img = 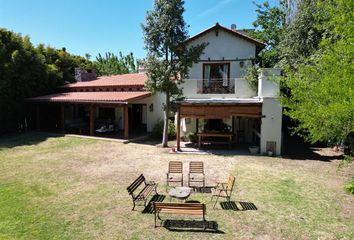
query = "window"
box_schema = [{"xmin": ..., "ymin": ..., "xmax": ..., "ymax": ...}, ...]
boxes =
[
  {"xmin": 201, "ymin": 63, "xmax": 232, "ymax": 93},
  {"xmin": 203, "ymin": 63, "xmax": 230, "ymax": 83}
]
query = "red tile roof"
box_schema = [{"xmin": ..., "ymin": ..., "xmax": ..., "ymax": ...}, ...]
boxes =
[
  {"xmin": 28, "ymin": 91, "xmax": 151, "ymax": 104},
  {"xmin": 185, "ymin": 23, "xmax": 266, "ymax": 51},
  {"xmin": 62, "ymin": 73, "xmax": 147, "ymax": 89}
]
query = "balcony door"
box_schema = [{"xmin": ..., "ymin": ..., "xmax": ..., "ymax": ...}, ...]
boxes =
[{"xmin": 202, "ymin": 63, "xmax": 230, "ymax": 93}]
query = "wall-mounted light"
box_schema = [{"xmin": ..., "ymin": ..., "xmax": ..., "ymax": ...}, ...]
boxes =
[
  {"xmin": 208, "ymin": 57, "xmax": 210, "ymax": 61},
  {"xmin": 239, "ymin": 61, "xmax": 244, "ymax": 68},
  {"xmin": 149, "ymin": 104, "xmax": 153, "ymax": 112}
]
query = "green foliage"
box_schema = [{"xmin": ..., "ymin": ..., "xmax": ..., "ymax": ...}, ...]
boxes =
[
  {"xmin": 281, "ymin": 0, "xmax": 354, "ymax": 144},
  {"xmin": 142, "ymin": 0, "xmax": 206, "ymax": 146},
  {"xmin": 95, "ymin": 52, "xmax": 137, "ymax": 76},
  {"xmin": 186, "ymin": 131, "xmax": 197, "ymax": 143},
  {"xmin": 279, "ymin": 0, "xmax": 325, "ymax": 69},
  {"xmin": 152, "ymin": 119, "xmax": 176, "ymax": 139},
  {"xmin": 0, "ymin": 28, "xmax": 93, "ymax": 133},
  {"xmin": 248, "ymin": 1, "xmax": 287, "ymax": 67},
  {"xmin": 344, "ymin": 178, "xmax": 354, "ymax": 194},
  {"xmin": 244, "ymin": 64, "xmax": 259, "ymax": 92}
]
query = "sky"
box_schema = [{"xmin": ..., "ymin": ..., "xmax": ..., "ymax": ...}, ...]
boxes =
[{"xmin": 0, "ymin": 0, "xmax": 278, "ymax": 60}]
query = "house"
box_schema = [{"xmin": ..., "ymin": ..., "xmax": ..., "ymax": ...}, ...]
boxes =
[
  {"xmin": 29, "ymin": 70, "xmax": 165, "ymax": 139},
  {"xmin": 29, "ymin": 23, "xmax": 282, "ymax": 155},
  {"xmin": 176, "ymin": 23, "xmax": 282, "ymax": 155}
]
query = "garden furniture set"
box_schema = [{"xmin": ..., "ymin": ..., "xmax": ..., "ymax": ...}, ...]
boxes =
[{"xmin": 126, "ymin": 161, "xmax": 235, "ymax": 228}]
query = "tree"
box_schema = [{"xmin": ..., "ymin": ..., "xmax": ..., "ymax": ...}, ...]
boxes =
[
  {"xmin": 279, "ymin": 0, "xmax": 325, "ymax": 69},
  {"xmin": 95, "ymin": 52, "xmax": 137, "ymax": 76},
  {"xmin": 142, "ymin": 0, "xmax": 206, "ymax": 147},
  {"xmin": 248, "ymin": 1, "xmax": 287, "ymax": 67},
  {"xmin": 0, "ymin": 28, "xmax": 94, "ymax": 133},
  {"xmin": 281, "ymin": 0, "xmax": 354, "ymax": 146}
]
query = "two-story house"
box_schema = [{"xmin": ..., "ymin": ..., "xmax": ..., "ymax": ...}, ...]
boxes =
[
  {"xmin": 29, "ymin": 23, "xmax": 282, "ymax": 155},
  {"xmin": 176, "ymin": 23, "xmax": 282, "ymax": 155}
]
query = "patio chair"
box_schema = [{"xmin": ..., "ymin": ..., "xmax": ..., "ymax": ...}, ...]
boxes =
[
  {"xmin": 211, "ymin": 175, "xmax": 235, "ymax": 209},
  {"xmin": 188, "ymin": 161, "xmax": 205, "ymax": 187},
  {"xmin": 166, "ymin": 161, "xmax": 183, "ymax": 189}
]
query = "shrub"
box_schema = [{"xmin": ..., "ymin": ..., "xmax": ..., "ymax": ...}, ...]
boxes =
[
  {"xmin": 344, "ymin": 178, "xmax": 354, "ymax": 194},
  {"xmin": 186, "ymin": 132, "xmax": 197, "ymax": 143},
  {"xmin": 244, "ymin": 64, "xmax": 258, "ymax": 92},
  {"xmin": 152, "ymin": 120, "xmax": 176, "ymax": 139}
]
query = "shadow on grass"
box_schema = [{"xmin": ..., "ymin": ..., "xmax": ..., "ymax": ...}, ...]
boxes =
[
  {"xmin": 191, "ymin": 186, "xmax": 213, "ymax": 193},
  {"xmin": 162, "ymin": 220, "xmax": 225, "ymax": 234},
  {"xmin": 0, "ymin": 131, "xmax": 64, "ymax": 149},
  {"xmin": 220, "ymin": 201, "xmax": 257, "ymax": 211},
  {"xmin": 142, "ymin": 194, "xmax": 166, "ymax": 214}
]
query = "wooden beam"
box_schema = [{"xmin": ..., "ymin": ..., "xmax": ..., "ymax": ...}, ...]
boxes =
[
  {"xmin": 124, "ymin": 105, "xmax": 129, "ymax": 139},
  {"xmin": 89, "ymin": 105, "xmax": 95, "ymax": 136},
  {"xmin": 232, "ymin": 116, "xmax": 235, "ymax": 133},
  {"xmin": 196, "ymin": 118, "xmax": 199, "ymax": 134},
  {"xmin": 176, "ymin": 106, "xmax": 181, "ymax": 151},
  {"xmin": 60, "ymin": 104, "xmax": 65, "ymax": 132}
]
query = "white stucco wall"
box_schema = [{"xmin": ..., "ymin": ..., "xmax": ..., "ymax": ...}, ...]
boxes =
[
  {"xmin": 260, "ymin": 98, "xmax": 282, "ymax": 155},
  {"xmin": 258, "ymin": 68, "xmax": 281, "ymax": 98},
  {"xmin": 132, "ymin": 93, "xmax": 165, "ymax": 132},
  {"xmin": 181, "ymin": 29, "xmax": 258, "ymax": 99}
]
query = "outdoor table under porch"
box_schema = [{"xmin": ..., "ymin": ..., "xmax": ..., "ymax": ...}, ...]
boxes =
[{"xmin": 175, "ymin": 99, "xmax": 264, "ymax": 151}]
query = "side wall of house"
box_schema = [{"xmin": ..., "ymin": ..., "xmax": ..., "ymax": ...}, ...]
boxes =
[
  {"xmin": 259, "ymin": 69, "xmax": 282, "ymax": 155},
  {"xmin": 181, "ymin": 29, "xmax": 257, "ymax": 99},
  {"xmin": 132, "ymin": 93, "xmax": 166, "ymax": 132}
]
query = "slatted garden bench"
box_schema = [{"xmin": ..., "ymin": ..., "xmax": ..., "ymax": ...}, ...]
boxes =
[
  {"xmin": 153, "ymin": 202, "xmax": 207, "ymax": 229},
  {"xmin": 127, "ymin": 174, "xmax": 158, "ymax": 210}
]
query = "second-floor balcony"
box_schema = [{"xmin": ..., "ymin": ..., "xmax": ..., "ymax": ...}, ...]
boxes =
[{"xmin": 197, "ymin": 79, "xmax": 235, "ymax": 94}]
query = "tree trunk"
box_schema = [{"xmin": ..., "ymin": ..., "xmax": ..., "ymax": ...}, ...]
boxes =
[{"xmin": 162, "ymin": 91, "xmax": 170, "ymax": 147}]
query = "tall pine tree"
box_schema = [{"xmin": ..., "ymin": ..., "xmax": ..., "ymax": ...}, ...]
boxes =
[{"xmin": 142, "ymin": 0, "xmax": 206, "ymax": 147}]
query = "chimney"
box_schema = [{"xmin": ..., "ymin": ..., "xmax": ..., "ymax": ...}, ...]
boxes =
[
  {"xmin": 75, "ymin": 68, "xmax": 97, "ymax": 82},
  {"xmin": 231, "ymin": 24, "xmax": 237, "ymax": 31},
  {"xmin": 138, "ymin": 61, "xmax": 147, "ymax": 73}
]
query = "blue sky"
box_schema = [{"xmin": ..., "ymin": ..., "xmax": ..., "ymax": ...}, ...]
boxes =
[{"xmin": 0, "ymin": 0, "xmax": 277, "ymax": 60}]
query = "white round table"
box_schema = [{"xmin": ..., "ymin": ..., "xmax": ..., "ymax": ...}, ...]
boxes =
[{"xmin": 168, "ymin": 186, "xmax": 191, "ymax": 201}]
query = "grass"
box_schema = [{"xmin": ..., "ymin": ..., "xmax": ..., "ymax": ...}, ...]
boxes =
[{"xmin": 0, "ymin": 132, "xmax": 353, "ymax": 239}]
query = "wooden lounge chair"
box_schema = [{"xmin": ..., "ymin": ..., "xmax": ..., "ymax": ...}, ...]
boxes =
[
  {"xmin": 188, "ymin": 161, "xmax": 205, "ymax": 187},
  {"xmin": 211, "ymin": 175, "xmax": 235, "ymax": 209},
  {"xmin": 153, "ymin": 202, "xmax": 207, "ymax": 229},
  {"xmin": 166, "ymin": 161, "xmax": 183, "ymax": 188}
]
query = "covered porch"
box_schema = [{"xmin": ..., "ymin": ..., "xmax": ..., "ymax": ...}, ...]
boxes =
[
  {"xmin": 28, "ymin": 91, "xmax": 150, "ymax": 139},
  {"xmin": 175, "ymin": 99, "xmax": 263, "ymax": 152}
]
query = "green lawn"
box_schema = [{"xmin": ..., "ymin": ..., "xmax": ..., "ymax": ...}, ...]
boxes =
[{"xmin": 0, "ymin": 132, "xmax": 353, "ymax": 239}]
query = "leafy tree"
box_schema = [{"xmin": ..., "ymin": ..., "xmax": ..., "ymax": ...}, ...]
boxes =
[
  {"xmin": 142, "ymin": 0, "xmax": 206, "ymax": 147},
  {"xmin": 0, "ymin": 28, "xmax": 93, "ymax": 133},
  {"xmin": 281, "ymin": 0, "xmax": 354, "ymax": 146},
  {"xmin": 248, "ymin": 1, "xmax": 287, "ymax": 67},
  {"xmin": 95, "ymin": 52, "xmax": 137, "ymax": 76},
  {"xmin": 279, "ymin": 0, "xmax": 325, "ymax": 69},
  {"xmin": 244, "ymin": 64, "xmax": 258, "ymax": 92}
]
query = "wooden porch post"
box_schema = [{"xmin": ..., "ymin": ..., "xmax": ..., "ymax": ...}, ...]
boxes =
[
  {"xmin": 176, "ymin": 105, "xmax": 181, "ymax": 151},
  {"xmin": 60, "ymin": 104, "xmax": 65, "ymax": 132},
  {"xmin": 124, "ymin": 105, "xmax": 129, "ymax": 139},
  {"xmin": 232, "ymin": 116, "xmax": 235, "ymax": 133},
  {"xmin": 90, "ymin": 105, "xmax": 95, "ymax": 136},
  {"xmin": 195, "ymin": 118, "xmax": 199, "ymax": 134}
]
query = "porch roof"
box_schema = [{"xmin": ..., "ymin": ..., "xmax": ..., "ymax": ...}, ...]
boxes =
[
  {"xmin": 178, "ymin": 98, "xmax": 263, "ymax": 105},
  {"xmin": 28, "ymin": 91, "xmax": 151, "ymax": 104}
]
